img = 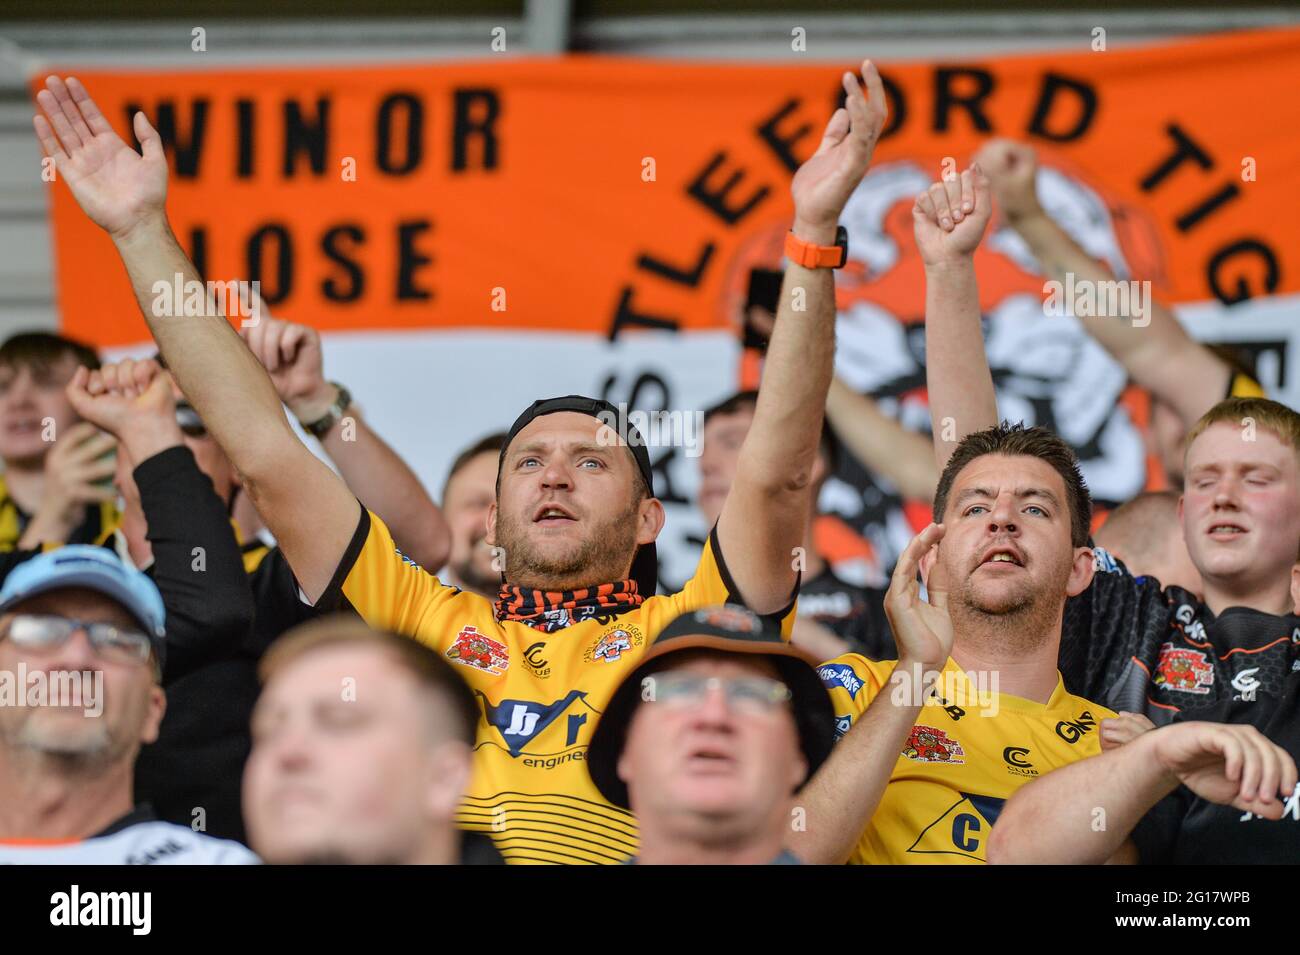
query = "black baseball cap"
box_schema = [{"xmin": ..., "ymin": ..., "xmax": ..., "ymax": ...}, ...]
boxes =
[
  {"xmin": 500, "ymin": 395, "xmax": 658, "ymax": 595},
  {"xmin": 586, "ymin": 604, "xmax": 836, "ymax": 809}
]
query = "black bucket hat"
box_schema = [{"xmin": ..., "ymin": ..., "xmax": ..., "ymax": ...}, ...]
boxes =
[
  {"xmin": 587, "ymin": 604, "xmax": 836, "ymax": 810},
  {"xmin": 500, "ymin": 395, "xmax": 658, "ymax": 595}
]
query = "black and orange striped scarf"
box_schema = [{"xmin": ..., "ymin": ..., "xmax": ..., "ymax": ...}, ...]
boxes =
[{"xmin": 494, "ymin": 580, "xmax": 644, "ymax": 632}]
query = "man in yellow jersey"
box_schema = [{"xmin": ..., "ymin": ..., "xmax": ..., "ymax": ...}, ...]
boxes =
[
  {"xmin": 788, "ymin": 164, "xmax": 1117, "ymax": 865},
  {"xmin": 35, "ymin": 61, "xmax": 889, "ymax": 863}
]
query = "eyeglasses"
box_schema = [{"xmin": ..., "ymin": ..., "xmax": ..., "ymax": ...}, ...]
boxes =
[
  {"xmin": 175, "ymin": 401, "xmax": 207, "ymax": 438},
  {"xmin": 642, "ymin": 672, "xmax": 792, "ymax": 714},
  {"xmin": 1, "ymin": 614, "xmax": 154, "ymax": 668}
]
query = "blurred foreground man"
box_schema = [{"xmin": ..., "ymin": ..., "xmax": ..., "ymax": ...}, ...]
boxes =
[
  {"xmin": 587, "ymin": 605, "xmax": 833, "ymax": 864},
  {"xmin": 0, "ymin": 547, "xmax": 256, "ymax": 863},
  {"xmin": 244, "ymin": 616, "xmax": 499, "ymax": 864}
]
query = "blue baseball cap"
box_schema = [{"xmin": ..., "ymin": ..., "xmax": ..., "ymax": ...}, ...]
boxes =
[{"xmin": 0, "ymin": 546, "xmax": 166, "ymax": 670}]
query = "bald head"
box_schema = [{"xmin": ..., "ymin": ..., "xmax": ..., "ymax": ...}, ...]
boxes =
[{"xmin": 1095, "ymin": 491, "xmax": 1200, "ymax": 596}]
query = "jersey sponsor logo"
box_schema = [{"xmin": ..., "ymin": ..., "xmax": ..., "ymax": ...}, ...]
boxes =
[
  {"xmin": 584, "ymin": 625, "xmax": 644, "ymax": 664},
  {"xmin": 1003, "ymin": 746, "xmax": 1038, "ymax": 777},
  {"xmin": 902, "ymin": 725, "xmax": 964, "ymax": 764},
  {"xmin": 446, "ymin": 626, "xmax": 510, "ymax": 675},
  {"xmin": 833, "ymin": 714, "xmax": 853, "ymax": 740},
  {"xmin": 1230, "ymin": 667, "xmax": 1261, "ymax": 702},
  {"xmin": 1055, "ymin": 709, "xmax": 1098, "ymax": 744},
  {"xmin": 1153, "ymin": 643, "xmax": 1214, "ymax": 695},
  {"xmin": 479, "ymin": 690, "xmax": 592, "ymax": 758},
  {"xmin": 522, "ymin": 641, "xmax": 551, "ymax": 678},
  {"xmin": 907, "ymin": 792, "xmax": 1006, "ymax": 860},
  {"xmin": 933, "ymin": 695, "xmax": 967, "ymax": 721},
  {"xmin": 818, "ymin": 663, "xmax": 864, "ymax": 701}
]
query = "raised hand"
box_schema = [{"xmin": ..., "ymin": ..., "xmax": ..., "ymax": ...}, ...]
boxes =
[
  {"xmin": 972, "ymin": 138, "xmax": 1042, "ymax": 223},
  {"xmin": 237, "ymin": 292, "xmax": 332, "ymax": 422},
  {"xmin": 1152, "ymin": 721, "xmax": 1298, "ymax": 819},
  {"xmin": 790, "ymin": 59, "xmax": 888, "ymax": 242},
  {"xmin": 884, "ymin": 522, "xmax": 954, "ymax": 671},
  {"xmin": 67, "ymin": 359, "xmax": 182, "ymax": 463},
  {"xmin": 912, "ymin": 164, "xmax": 993, "ymax": 267},
  {"xmin": 33, "ymin": 76, "xmax": 168, "ymax": 240}
]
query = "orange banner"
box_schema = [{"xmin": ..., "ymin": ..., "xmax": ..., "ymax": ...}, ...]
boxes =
[{"xmin": 41, "ymin": 27, "xmax": 1300, "ymax": 348}]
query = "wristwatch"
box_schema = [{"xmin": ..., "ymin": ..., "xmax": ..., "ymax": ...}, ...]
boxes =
[
  {"xmin": 302, "ymin": 382, "xmax": 352, "ymax": 438},
  {"xmin": 784, "ymin": 226, "xmax": 849, "ymax": 269}
]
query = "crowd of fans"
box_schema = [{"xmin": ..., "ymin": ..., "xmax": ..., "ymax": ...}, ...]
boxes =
[{"xmin": 0, "ymin": 63, "xmax": 1295, "ymax": 866}]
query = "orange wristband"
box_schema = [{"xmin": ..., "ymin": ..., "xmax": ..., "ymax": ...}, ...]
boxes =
[{"xmin": 784, "ymin": 226, "xmax": 848, "ymax": 269}]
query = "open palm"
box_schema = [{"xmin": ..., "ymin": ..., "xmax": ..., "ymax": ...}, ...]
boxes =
[
  {"xmin": 34, "ymin": 76, "xmax": 168, "ymax": 238},
  {"xmin": 884, "ymin": 522, "xmax": 954, "ymax": 668},
  {"xmin": 790, "ymin": 60, "xmax": 887, "ymax": 233}
]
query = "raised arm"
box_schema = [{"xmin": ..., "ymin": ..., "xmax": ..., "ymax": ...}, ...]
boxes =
[
  {"xmin": 975, "ymin": 138, "xmax": 1233, "ymax": 426},
  {"xmin": 986, "ymin": 720, "xmax": 1297, "ymax": 865},
  {"xmin": 916, "ymin": 165, "xmax": 998, "ymax": 471},
  {"xmin": 65, "ymin": 359, "xmax": 254, "ymax": 680},
  {"xmin": 717, "ymin": 60, "xmax": 886, "ymax": 614},
  {"xmin": 790, "ymin": 522, "xmax": 953, "ymax": 864},
  {"xmin": 825, "ymin": 376, "xmax": 938, "ymax": 501},
  {"xmin": 240, "ymin": 308, "xmax": 450, "ymax": 572},
  {"xmin": 34, "ymin": 76, "xmax": 358, "ymax": 601}
]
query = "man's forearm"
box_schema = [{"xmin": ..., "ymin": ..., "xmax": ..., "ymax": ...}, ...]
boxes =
[
  {"xmin": 987, "ymin": 730, "xmax": 1178, "ymax": 864},
  {"xmin": 789, "ymin": 667, "xmax": 923, "ymax": 864},
  {"xmin": 316, "ymin": 409, "xmax": 450, "ymax": 572},
  {"xmin": 112, "ymin": 218, "xmax": 295, "ymax": 480},
  {"xmin": 924, "ymin": 260, "xmax": 997, "ymax": 470},
  {"xmin": 1011, "ymin": 210, "xmax": 1228, "ymax": 425},
  {"xmin": 826, "ymin": 377, "xmax": 938, "ymax": 501},
  {"xmin": 739, "ymin": 261, "xmax": 836, "ymax": 491}
]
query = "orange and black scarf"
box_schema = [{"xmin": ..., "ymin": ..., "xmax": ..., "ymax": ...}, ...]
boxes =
[{"xmin": 495, "ymin": 580, "xmax": 644, "ymax": 632}]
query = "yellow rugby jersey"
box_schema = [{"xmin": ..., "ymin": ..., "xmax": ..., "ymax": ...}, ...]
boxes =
[
  {"xmin": 325, "ymin": 508, "xmax": 796, "ymax": 865},
  {"xmin": 0, "ymin": 475, "xmax": 119, "ymax": 551},
  {"xmin": 819, "ymin": 654, "xmax": 1116, "ymax": 864}
]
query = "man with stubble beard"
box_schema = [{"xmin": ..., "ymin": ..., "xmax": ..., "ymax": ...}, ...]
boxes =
[
  {"xmin": 35, "ymin": 61, "xmax": 889, "ymax": 863},
  {"xmin": 788, "ymin": 163, "xmax": 1118, "ymax": 865}
]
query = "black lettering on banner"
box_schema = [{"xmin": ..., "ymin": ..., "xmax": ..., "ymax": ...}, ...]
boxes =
[
  {"xmin": 396, "ymin": 219, "xmax": 434, "ymax": 301},
  {"xmin": 1175, "ymin": 184, "xmax": 1240, "ymax": 233},
  {"xmin": 686, "ymin": 152, "xmax": 771, "ymax": 225},
  {"xmin": 608, "ymin": 287, "xmax": 679, "ymax": 340},
  {"xmin": 246, "ymin": 223, "xmax": 293, "ymax": 304},
  {"xmin": 126, "ymin": 99, "xmax": 208, "ymax": 178},
  {"xmin": 282, "ymin": 98, "xmax": 330, "ymax": 177},
  {"xmin": 376, "ymin": 93, "xmax": 424, "ymax": 176},
  {"xmin": 831, "ymin": 71, "xmax": 904, "ymax": 140},
  {"xmin": 452, "ymin": 88, "xmax": 500, "ymax": 172},
  {"xmin": 637, "ymin": 244, "xmax": 715, "ymax": 288},
  {"xmin": 1139, "ymin": 124, "xmax": 1214, "ymax": 192},
  {"xmin": 1206, "ymin": 239, "xmax": 1280, "ymax": 305},
  {"xmin": 933, "ymin": 68, "xmax": 994, "ymax": 134},
  {"xmin": 235, "ymin": 99, "xmax": 255, "ymax": 178},
  {"xmin": 321, "ymin": 225, "xmax": 366, "ymax": 302},
  {"xmin": 756, "ymin": 99, "xmax": 813, "ymax": 174},
  {"xmin": 1026, "ymin": 73, "xmax": 1096, "ymax": 142}
]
